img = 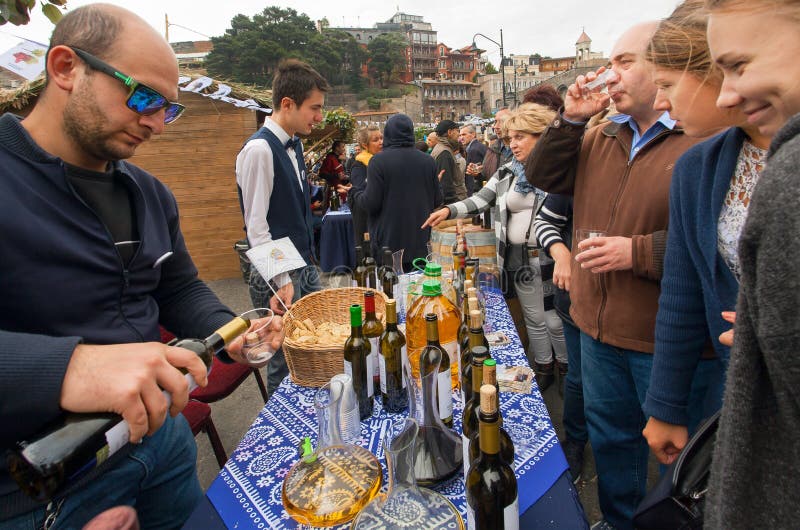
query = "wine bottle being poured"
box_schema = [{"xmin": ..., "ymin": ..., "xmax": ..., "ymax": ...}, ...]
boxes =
[{"xmin": 7, "ymin": 316, "xmax": 250, "ymax": 501}]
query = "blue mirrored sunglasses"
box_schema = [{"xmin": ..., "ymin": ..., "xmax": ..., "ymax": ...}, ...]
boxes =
[{"xmin": 69, "ymin": 47, "xmax": 185, "ymax": 124}]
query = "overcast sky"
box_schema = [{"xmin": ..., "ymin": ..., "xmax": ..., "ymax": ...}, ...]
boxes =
[{"xmin": 0, "ymin": 0, "xmax": 681, "ymax": 66}]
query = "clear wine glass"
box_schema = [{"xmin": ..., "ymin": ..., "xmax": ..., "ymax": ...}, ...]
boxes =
[{"xmin": 239, "ymin": 307, "xmax": 279, "ymax": 363}]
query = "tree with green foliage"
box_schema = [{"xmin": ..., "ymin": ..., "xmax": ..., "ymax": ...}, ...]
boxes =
[
  {"xmin": 484, "ymin": 61, "xmax": 498, "ymax": 74},
  {"xmin": 366, "ymin": 33, "xmax": 406, "ymax": 88},
  {"xmin": 206, "ymin": 6, "xmax": 365, "ymax": 90},
  {"xmin": 1, "ymin": 0, "xmax": 66, "ymax": 25}
]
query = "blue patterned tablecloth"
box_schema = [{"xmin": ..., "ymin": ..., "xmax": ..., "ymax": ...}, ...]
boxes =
[{"xmin": 207, "ymin": 287, "xmax": 567, "ymax": 529}]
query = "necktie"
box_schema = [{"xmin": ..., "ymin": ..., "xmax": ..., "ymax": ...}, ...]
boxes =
[{"xmin": 285, "ymin": 137, "xmax": 299, "ymax": 150}]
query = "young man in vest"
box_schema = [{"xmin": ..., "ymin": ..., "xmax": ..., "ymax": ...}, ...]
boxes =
[{"xmin": 236, "ymin": 59, "xmax": 329, "ymax": 394}]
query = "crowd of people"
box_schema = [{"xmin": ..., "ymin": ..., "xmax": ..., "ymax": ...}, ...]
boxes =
[{"xmin": 1, "ymin": 0, "xmax": 799, "ymax": 528}]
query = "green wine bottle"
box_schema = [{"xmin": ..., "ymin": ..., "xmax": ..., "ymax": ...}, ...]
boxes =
[
  {"xmin": 380, "ymin": 248, "xmax": 398, "ymax": 300},
  {"xmin": 466, "ymin": 385, "xmax": 519, "ymax": 530},
  {"xmin": 8, "ymin": 316, "xmax": 250, "ymax": 501},
  {"xmin": 469, "ymin": 359, "xmax": 514, "ymax": 466},
  {"xmin": 420, "ymin": 313, "xmax": 452, "ymax": 427},
  {"xmin": 343, "ymin": 304, "xmax": 373, "ymax": 420},
  {"xmin": 362, "ymin": 233, "xmax": 377, "ymax": 289},
  {"xmin": 353, "ymin": 246, "xmax": 367, "ymax": 287},
  {"xmin": 460, "ymin": 310, "xmax": 490, "ymax": 401},
  {"xmin": 379, "ymin": 299, "xmax": 408, "ymax": 413},
  {"xmin": 362, "ymin": 291, "xmax": 384, "ymax": 390}
]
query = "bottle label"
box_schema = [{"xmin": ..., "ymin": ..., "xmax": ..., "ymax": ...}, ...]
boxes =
[
  {"xmin": 379, "ymin": 353, "xmax": 387, "ymax": 394},
  {"xmin": 504, "ymin": 496, "xmax": 520, "ymax": 530},
  {"xmin": 462, "ymin": 433, "xmax": 471, "ymax": 482},
  {"xmin": 104, "ymin": 420, "xmax": 130, "ymax": 456},
  {"xmin": 351, "ymin": 279, "xmax": 357, "ymax": 288},
  {"xmin": 441, "ymin": 340, "xmax": 458, "ymax": 368},
  {"xmin": 369, "ymin": 337, "xmax": 380, "ymax": 380},
  {"xmin": 366, "ymin": 350, "xmax": 375, "ymax": 397},
  {"xmin": 438, "ymin": 370, "xmax": 453, "ymax": 421},
  {"xmin": 401, "ymin": 345, "xmax": 408, "ymax": 388}
]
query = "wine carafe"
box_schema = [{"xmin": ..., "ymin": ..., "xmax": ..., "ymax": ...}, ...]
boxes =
[
  {"xmin": 406, "ymin": 350, "xmax": 462, "ymax": 486},
  {"xmin": 351, "ymin": 418, "xmax": 464, "ymax": 530},
  {"xmin": 282, "ymin": 379, "xmax": 382, "ymax": 527}
]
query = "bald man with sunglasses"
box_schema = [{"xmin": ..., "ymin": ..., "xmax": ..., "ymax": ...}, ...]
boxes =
[{"xmin": 0, "ymin": 4, "xmax": 282, "ymax": 528}]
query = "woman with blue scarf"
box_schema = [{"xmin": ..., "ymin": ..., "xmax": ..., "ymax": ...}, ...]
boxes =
[{"xmin": 424, "ymin": 104, "xmax": 567, "ymax": 389}]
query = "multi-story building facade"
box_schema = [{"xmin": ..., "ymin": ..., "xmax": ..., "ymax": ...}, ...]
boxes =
[
  {"xmin": 333, "ymin": 12, "xmax": 439, "ymax": 83},
  {"xmin": 420, "ymin": 79, "xmax": 480, "ymax": 122}
]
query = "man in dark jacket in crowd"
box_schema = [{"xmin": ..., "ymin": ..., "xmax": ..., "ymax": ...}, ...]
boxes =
[
  {"xmin": 431, "ymin": 119, "xmax": 466, "ymax": 204},
  {"xmin": 349, "ymin": 114, "xmax": 442, "ymax": 271}
]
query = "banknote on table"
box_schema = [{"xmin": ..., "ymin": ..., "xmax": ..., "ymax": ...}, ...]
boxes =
[{"xmin": 497, "ymin": 364, "xmax": 534, "ymax": 394}]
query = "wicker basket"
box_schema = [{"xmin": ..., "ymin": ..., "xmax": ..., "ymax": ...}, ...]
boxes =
[{"xmin": 283, "ymin": 287, "xmax": 388, "ymax": 387}]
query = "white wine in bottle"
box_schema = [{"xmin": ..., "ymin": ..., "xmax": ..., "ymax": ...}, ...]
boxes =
[
  {"xmin": 466, "ymin": 385, "xmax": 519, "ymax": 530},
  {"xmin": 362, "ymin": 291, "xmax": 384, "ymax": 391},
  {"xmin": 379, "ymin": 299, "xmax": 408, "ymax": 413},
  {"xmin": 344, "ymin": 304, "xmax": 374, "ymax": 420},
  {"xmin": 8, "ymin": 316, "xmax": 250, "ymax": 501}
]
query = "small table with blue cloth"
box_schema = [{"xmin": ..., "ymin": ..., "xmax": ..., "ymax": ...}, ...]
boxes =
[
  {"xmin": 319, "ymin": 204, "xmax": 355, "ymax": 273},
  {"xmin": 185, "ymin": 286, "xmax": 588, "ymax": 529}
]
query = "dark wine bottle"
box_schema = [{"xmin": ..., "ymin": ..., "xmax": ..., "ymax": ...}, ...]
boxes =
[
  {"xmin": 329, "ymin": 187, "xmax": 340, "ymax": 211},
  {"xmin": 451, "ymin": 251, "xmax": 466, "ymax": 306},
  {"xmin": 482, "ymin": 207, "xmax": 492, "ymax": 229},
  {"xmin": 8, "ymin": 316, "xmax": 251, "ymax": 501},
  {"xmin": 466, "ymin": 385, "xmax": 519, "ymax": 530},
  {"xmin": 362, "ymin": 233, "xmax": 377, "ymax": 289},
  {"xmin": 420, "ymin": 313, "xmax": 453, "ymax": 427},
  {"xmin": 380, "ymin": 248, "xmax": 398, "ymax": 300},
  {"xmin": 460, "ymin": 310, "xmax": 490, "ymax": 398},
  {"xmin": 461, "ymin": 345, "xmax": 490, "ymax": 478},
  {"xmin": 458, "ymin": 280, "xmax": 474, "ymax": 357},
  {"xmin": 343, "ymin": 304, "xmax": 373, "ymax": 420},
  {"xmin": 469, "ymin": 359, "xmax": 514, "ymax": 466},
  {"xmin": 462, "ymin": 344, "xmax": 491, "ymax": 421},
  {"xmin": 465, "ymin": 257, "xmax": 480, "ymax": 288},
  {"xmin": 353, "ymin": 246, "xmax": 367, "ymax": 287},
  {"xmin": 379, "ymin": 299, "xmax": 408, "ymax": 413},
  {"xmin": 362, "ymin": 291, "xmax": 384, "ymax": 389}
]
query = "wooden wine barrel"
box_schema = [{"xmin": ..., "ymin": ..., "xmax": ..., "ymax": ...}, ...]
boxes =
[{"xmin": 430, "ymin": 219, "xmax": 497, "ymax": 266}]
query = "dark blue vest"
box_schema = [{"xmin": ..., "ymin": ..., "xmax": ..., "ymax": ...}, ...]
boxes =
[{"xmin": 238, "ymin": 127, "xmax": 316, "ymax": 264}]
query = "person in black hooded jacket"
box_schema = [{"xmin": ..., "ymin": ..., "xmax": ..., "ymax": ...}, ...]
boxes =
[{"xmin": 347, "ymin": 114, "xmax": 442, "ymax": 271}]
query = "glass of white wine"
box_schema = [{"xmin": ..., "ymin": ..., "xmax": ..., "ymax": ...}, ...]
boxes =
[{"xmin": 239, "ymin": 307, "xmax": 279, "ymax": 363}]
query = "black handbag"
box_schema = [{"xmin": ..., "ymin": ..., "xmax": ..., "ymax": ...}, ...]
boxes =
[{"xmin": 633, "ymin": 411, "xmax": 720, "ymax": 530}]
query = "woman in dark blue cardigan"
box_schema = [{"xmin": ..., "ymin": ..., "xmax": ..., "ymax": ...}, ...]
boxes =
[{"xmin": 640, "ymin": 2, "xmax": 772, "ymax": 465}]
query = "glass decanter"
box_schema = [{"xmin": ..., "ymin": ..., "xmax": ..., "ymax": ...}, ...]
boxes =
[
  {"xmin": 351, "ymin": 418, "xmax": 465, "ymax": 530},
  {"xmin": 282, "ymin": 380, "xmax": 382, "ymax": 527},
  {"xmin": 406, "ymin": 350, "xmax": 463, "ymax": 486}
]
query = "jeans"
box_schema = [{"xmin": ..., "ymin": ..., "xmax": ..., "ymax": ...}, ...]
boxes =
[
  {"xmin": 249, "ymin": 265, "xmax": 322, "ymax": 395},
  {"xmin": 561, "ymin": 320, "xmax": 587, "ymax": 444},
  {"xmin": 1, "ymin": 414, "xmax": 202, "ymax": 530},
  {"xmin": 580, "ymin": 333, "xmax": 717, "ymax": 530},
  {"xmin": 512, "ymin": 262, "xmax": 567, "ymax": 366}
]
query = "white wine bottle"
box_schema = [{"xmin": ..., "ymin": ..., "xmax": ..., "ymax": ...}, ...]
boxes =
[
  {"xmin": 379, "ymin": 299, "xmax": 408, "ymax": 413},
  {"xmin": 466, "ymin": 384, "xmax": 519, "ymax": 530},
  {"xmin": 420, "ymin": 313, "xmax": 453, "ymax": 427},
  {"xmin": 8, "ymin": 316, "xmax": 250, "ymax": 501},
  {"xmin": 362, "ymin": 291, "xmax": 384, "ymax": 389},
  {"xmin": 344, "ymin": 304, "xmax": 373, "ymax": 420}
]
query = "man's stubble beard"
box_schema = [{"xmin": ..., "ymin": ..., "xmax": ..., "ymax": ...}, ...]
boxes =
[{"xmin": 62, "ymin": 77, "xmax": 134, "ymax": 163}]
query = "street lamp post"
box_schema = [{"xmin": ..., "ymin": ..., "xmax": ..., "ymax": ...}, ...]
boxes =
[{"xmin": 472, "ymin": 29, "xmax": 506, "ymax": 108}]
